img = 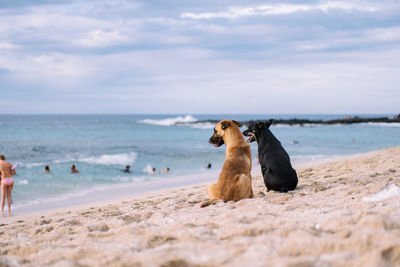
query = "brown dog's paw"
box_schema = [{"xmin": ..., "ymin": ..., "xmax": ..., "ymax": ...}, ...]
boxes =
[{"xmin": 200, "ymin": 199, "xmax": 217, "ymax": 208}]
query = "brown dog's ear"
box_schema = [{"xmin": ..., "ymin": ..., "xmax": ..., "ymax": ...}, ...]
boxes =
[
  {"xmin": 232, "ymin": 120, "xmax": 241, "ymax": 127},
  {"xmin": 221, "ymin": 121, "xmax": 230, "ymax": 130}
]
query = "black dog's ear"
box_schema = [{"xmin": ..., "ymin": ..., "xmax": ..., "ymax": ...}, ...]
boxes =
[
  {"xmin": 265, "ymin": 119, "xmax": 273, "ymax": 128},
  {"xmin": 232, "ymin": 120, "xmax": 241, "ymax": 127},
  {"xmin": 221, "ymin": 121, "xmax": 230, "ymax": 130},
  {"xmin": 257, "ymin": 122, "xmax": 263, "ymax": 129}
]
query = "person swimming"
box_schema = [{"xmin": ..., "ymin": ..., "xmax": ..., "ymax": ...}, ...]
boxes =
[
  {"xmin": 159, "ymin": 167, "xmax": 170, "ymax": 174},
  {"xmin": 0, "ymin": 154, "xmax": 15, "ymax": 215},
  {"xmin": 123, "ymin": 165, "xmax": 131, "ymax": 173},
  {"xmin": 71, "ymin": 164, "xmax": 79, "ymax": 173},
  {"xmin": 44, "ymin": 165, "xmax": 50, "ymax": 173}
]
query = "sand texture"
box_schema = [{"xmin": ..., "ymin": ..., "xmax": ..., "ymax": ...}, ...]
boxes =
[{"xmin": 1, "ymin": 147, "xmax": 400, "ymax": 267}]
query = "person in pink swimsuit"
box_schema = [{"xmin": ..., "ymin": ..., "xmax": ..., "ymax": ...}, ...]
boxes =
[{"xmin": 0, "ymin": 154, "xmax": 15, "ymax": 215}]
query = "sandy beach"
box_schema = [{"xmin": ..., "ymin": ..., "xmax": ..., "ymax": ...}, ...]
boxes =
[{"xmin": 1, "ymin": 147, "xmax": 400, "ymax": 267}]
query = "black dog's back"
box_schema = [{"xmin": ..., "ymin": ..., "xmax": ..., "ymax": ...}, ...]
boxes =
[
  {"xmin": 243, "ymin": 121, "xmax": 298, "ymax": 192},
  {"xmin": 258, "ymin": 130, "xmax": 298, "ymax": 192}
]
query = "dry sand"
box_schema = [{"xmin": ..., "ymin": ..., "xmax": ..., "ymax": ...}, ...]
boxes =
[{"xmin": 1, "ymin": 147, "xmax": 400, "ymax": 267}]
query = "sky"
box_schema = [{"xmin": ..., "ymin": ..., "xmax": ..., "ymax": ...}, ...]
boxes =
[{"xmin": 0, "ymin": 0, "xmax": 399, "ymax": 114}]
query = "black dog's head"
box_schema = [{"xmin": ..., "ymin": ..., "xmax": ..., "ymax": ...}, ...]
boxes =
[
  {"xmin": 242, "ymin": 119, "xmax": 273, "ymax": 143},
  {"xmin": 209, "ymin": 120, "xmax": 241, "ymax": 147}
]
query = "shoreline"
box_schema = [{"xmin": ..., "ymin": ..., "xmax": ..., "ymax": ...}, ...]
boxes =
[
  {"xmin": 1, "ymin": 146, "xmax": 400, "ymax": 266},
  {"xmin": 1, "ymin": 150, "xmax": 385, "ymax": 221},
  {"xmin": 6, "ymin": 170, "xmax": 222, "ymax": 219},
  {"xmin": 1, "ymin": 179, "xmax": 212, "ymax": 225},
  {"xmin": 7, "ymin": 153, "xmax": 338, "ymax": 219}
]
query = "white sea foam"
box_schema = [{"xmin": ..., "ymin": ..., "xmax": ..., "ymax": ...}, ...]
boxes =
[
  {"xmin": 291, "ymin": 154, "xmax": 341, "ymax": 162},
  {"xmin": 53, "ymin": 154, "xmax": 80, "ymax": 164},
  {"xmin": 138, "ymin": 115, "xmax": 197, "ymax": 126},
  {"xmin": 190, "ymin": 122, "xmax": 215, "ymax": 129},
  {"xmin": 291, "ymin": 154, "xmax": 343, "ymax": 168},
  {"xmin": 78, "ymin": 152, "xmax": 137, "ymax": 165},
  {"xmin": 23, "ymin": 162, "xmax": 46, "ymax": 168},
  {"xmin": 18, "ymin": 179, "xmax": 29, "ymax": 185},
  {"xmin": 362, "ymin": 184, "xmax": 400, "ymax": 202},
  {"xmin": 51, "ymin": 152, "xmax": 137, "ymax": 166},
  {"xmin": 143, "ymin": 164, "xmax": 155, "ymax": 174},
  {"xmin": 271, "ymin": 124, "xmax": 295, "ymax": 128},
  {"xmin": 111, "ymin": 176, "xmax": 131, "ymax": 182},
  {"xmin": 360, "ymin": 122, "xmax": 400, "ymax": 127}
]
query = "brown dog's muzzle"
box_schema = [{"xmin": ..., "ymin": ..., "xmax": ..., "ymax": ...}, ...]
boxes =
[{"xmin": 209, "ymin": 134, "xmax": 224, "ymax": 147}]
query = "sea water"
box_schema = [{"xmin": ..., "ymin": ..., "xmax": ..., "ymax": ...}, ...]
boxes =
[{"xmin": 0, "ymin": 114, "xmax": 399, "ymax": 214}]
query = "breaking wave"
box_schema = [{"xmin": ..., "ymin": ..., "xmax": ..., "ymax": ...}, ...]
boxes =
[
  {"xmin": 138, "ymin": 115, "xmax": 197, "ymax": 126},
  {"xmin": 190, "ymin": 122, "xmax": 215, "ymax": 129},
  {"xmin": 77, "ymin": 152, "xmax": 138, "ymax": 165},
  {"xmin": 52, "ymin": 152, "xmax": 138, "ymax": 166}
]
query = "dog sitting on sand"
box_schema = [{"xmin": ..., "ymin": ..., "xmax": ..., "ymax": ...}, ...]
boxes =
[
  {"xmin": 201, "ymin": 120, "xmax": 253, "ymax": 208},
  {"xmin": 242, "ymin": 120, "xmax": 298, "ymax": 192}
]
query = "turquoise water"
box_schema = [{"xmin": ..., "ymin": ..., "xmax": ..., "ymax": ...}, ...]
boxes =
[{"xmin": 1, "ymin": 114, "xmax": 399, "ymax": 213}]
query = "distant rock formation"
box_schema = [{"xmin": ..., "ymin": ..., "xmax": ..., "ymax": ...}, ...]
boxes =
[{"xmin": 176, "ymin": 115, "xmax": 400, "ymax": 127}]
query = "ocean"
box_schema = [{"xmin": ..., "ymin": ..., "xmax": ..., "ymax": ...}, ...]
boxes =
[{"xmin": 1, "ymin": 114, "xmax": 399, "ymax": 215}]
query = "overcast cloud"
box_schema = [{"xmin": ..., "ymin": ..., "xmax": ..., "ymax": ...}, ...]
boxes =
[{"xmin": 0, "ymin": 0, "xmax": 399, "ymax": 114}]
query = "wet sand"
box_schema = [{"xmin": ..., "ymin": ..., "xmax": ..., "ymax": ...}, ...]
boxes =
[{"xmin": 1, "ymin": 147, "xmax": 400, "ymax": 266}]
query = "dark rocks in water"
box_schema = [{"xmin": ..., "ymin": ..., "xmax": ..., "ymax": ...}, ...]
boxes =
[{"xmin": 176, "ymin": 115, "xmax": 400, "ymax": 127}]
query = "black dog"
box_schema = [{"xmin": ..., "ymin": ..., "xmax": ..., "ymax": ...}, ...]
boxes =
[{"xmin": 242, "ymin": 120, "xmax": 298, "ymax": 192}]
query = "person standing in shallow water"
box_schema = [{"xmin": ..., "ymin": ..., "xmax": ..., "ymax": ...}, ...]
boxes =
[
  {"xmin": 123, "ymin": 165, "xmax": 130, "ymax": 173},
  {"xmin": 71, "ymin": 165, "xmax": 79, "ymax": 174},
  {"xmin": 0, "ymin": 154, "xmax": 15, "ymax": 215}
]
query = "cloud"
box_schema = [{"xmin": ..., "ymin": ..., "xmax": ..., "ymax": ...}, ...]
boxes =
[
  {"xmin": 0, "ymin": 51, "xmax": 93, "ymax": 92},
  {"xmin": 181, "ymin": 1, "xmax": 378, "ymax": 20},
  {"xmin": 74, "ymin": 30, "xmax": 130, "ymax": 47},
  {"xmin": 294, "ymin": 25, "xmax": 400, "ymax": 53},
  {"xmin": 366, "ymin": 26, "xmax": 400, "ymax": 42},
  {"xmin": 0, "ymin": 0, "xmax": 399, "ymax": 114},
  {"xmin": 0, "ymin": 42, "xmax": 17, "ymax": 50}
]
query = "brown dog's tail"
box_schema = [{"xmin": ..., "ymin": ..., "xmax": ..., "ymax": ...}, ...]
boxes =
[{"xmin": 200, "ymin": 199, "xmax": 218, "ymax": 208}]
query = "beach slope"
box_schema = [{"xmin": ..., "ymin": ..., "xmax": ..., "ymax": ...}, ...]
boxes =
[{"xmin": 1, "ymin": 147, "xmax": 400, "ymax": 266}]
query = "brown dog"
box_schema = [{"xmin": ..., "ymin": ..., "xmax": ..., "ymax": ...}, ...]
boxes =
[{"xmin": 201, "ymin": 120, "xmax": 253, "ymax": 207}]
